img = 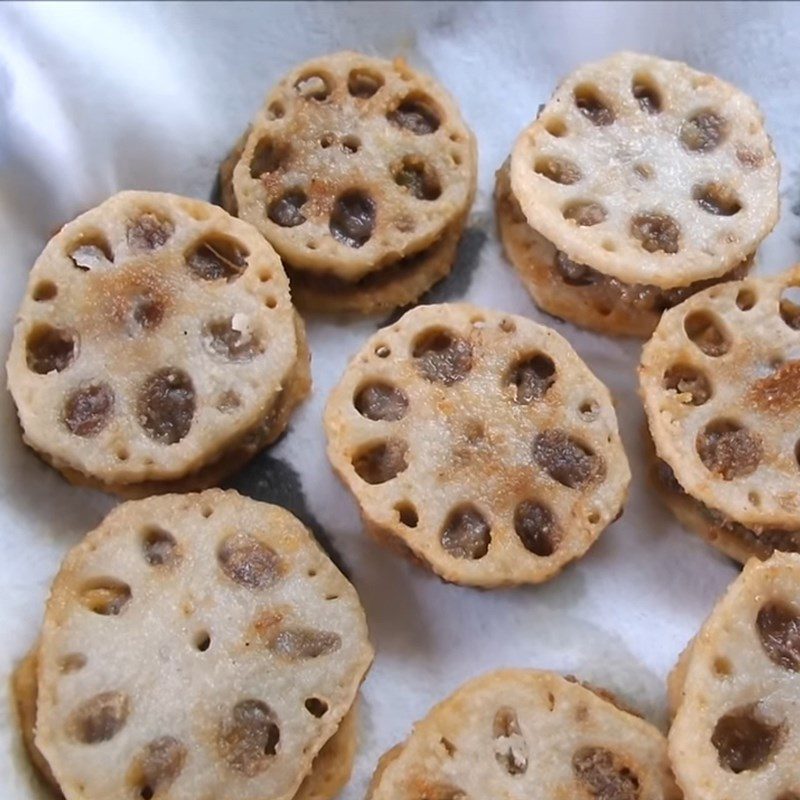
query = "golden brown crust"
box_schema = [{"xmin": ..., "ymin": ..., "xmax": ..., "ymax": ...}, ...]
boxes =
[
  {"xmin": 230, "ymin": 51, "xmax": 477, "ymax": 282},
  {"xmin": 368, "ymin": 670, "xmax": 680, "ymax": 800},
  {"xmin": 35, "ymin": 490, "xmax": 373, "ymax": 800},
  {"xmin": 324, "ymin": 303, "xmax": 631, "ymax": 587},
  {"xmin": 496, "ymin": 162, "xmax": 753, "ymax": 338},
  {"xmin": 6, "ymin": 191, "xmax": 308, "ymax": 493},
  {"xmin": 511, "ymin": 52, "xmax": 778, "ymax": 289},
  {"xmin": 641, "ymin": 266, "xmax": 800, "ymax": 532}
]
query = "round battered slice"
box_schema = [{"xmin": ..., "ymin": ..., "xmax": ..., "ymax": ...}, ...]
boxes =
[
  {"xmin": 34, "ymin": 490, "xmax": 373, "ymax": 800},
  {"xmin": 6, "ymin": 191, "xmax": 309, "ymax": 493},
  {"xmin": 12, "ymin": 647, "xmax": 359, "ymax": 800},
  {"xmin": 367, "ymin": 669, "xmax": 680, "ymax": 800},
  {"xmin": 324, "ymin": 304, "xmax": 631, "ymax": 588},
  {"xmin": 641, "ymin": 267, "xmax": 800, "ymax": 544},
  {"xmin": 669, "ymin": 553, "xmax": 800, "ymax": 799},
  {"xmin": 510, "ymin": 52, "xmax": 778, "ymax": 291},
  {"xmin": 228, "ymin": 51, "xmax": 477, "ymax": 281},
  {"xmin": 496, "ymin": 161, "xmax": 751, "ymax": 339}
]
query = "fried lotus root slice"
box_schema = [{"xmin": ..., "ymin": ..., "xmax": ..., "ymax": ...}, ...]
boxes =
[
  {"xmin": 495, "ymin": 162, "xmax": 752, "ymax": 339},
  {"xmin": 34, "ymin": 490, "xmax": 373, "ymax": 800},
  {"xmin": 367, "ymin": 669, "xmax": 680, "ymax": 800},
  {"xmin": 324, "ymin": 303, "xmax": 631, "ymax": 588},
  {"xmin": 504, "ymin": 52, "xmax": 777, "ymax": 334},
  {"xmin": 6, "ymin": 191, "xmax": 308, "ymax": 494},
  {"xmin": 225, "ymin": 51, "xmax": 477, "ymax": 287},
  {"xmin": 12, "ymin": 646, "xmax": 359, "ymax": 800},
  {"xmin": 641, "ymin": 268, "xmax": 800, "ymax": 546},
  {"xmin": 669, "ymin": 553, "xmax": 800, "ymax": 800}
]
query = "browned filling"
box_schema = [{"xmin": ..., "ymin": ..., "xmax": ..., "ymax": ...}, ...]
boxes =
[
  {"xmin": 654, "ymin": 459, "xmax": 800, "ymax": 557},
  {"xmin": 498, "ymin": 170, "xmax": 751, "ymax": 315},
  {"xmin": 286, "ymin": 227, "xmax": 452, "ymax": 296}
]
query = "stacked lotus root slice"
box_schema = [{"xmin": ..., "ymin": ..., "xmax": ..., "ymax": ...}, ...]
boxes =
[
  {"xmin": 668, "ymin": 553, "xmax": 800, "ymax": 799},
  {"xmin": 219, "ymin": 51, "xmax": 477, "ymax": 314},
  {"xmin": 12, "ymin": 490, "xmax": 373, "ymax": 800},
  {"xmin": 6, "ymin": 191, "xmax": 310, "ymax": 496},
  {"xmin": 324, "ymin": 303, "xmax": 631, "ymax": 588},
  {"xmin": 497, "ymin": 52, "xmax": 779, "ymax": 337},
  {"xmin": 368, "ymin": 669, "xmax": 681, "ymax": 799},
  {"xmin": 641, "ymin": 267, "xmax": 800, "ymax": 563}
]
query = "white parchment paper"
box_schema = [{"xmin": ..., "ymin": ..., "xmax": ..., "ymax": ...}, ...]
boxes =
[{"xmin": 1, "ymin": 2, "xmax": 800, "ymax": 797}]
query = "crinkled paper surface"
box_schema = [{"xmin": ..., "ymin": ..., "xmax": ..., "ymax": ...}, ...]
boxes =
[{"xmin": 1, "ymin": 1, "xmax": 800, "ymax": 797}]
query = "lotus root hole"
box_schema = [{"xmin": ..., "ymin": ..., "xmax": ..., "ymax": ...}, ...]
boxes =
[
  {"xmin": 440, "ymin": 505, "xmax": 491, "ymax": 559},
  {"xmin": 757, "ymin": 602, "xmax": 800, "ymax": 671},
  {"xmin": 544, "ymin": 117, "xmax": 567, "ymax": 137},
  {"xmin": 79, "ymin": 577, "xmax": 132, "ymax": 616},
  {"xmin": 354, "ymin": 381, "xmax": 409, "ymax": 421},
  {"xmin": 330, "ymin": 189, "xmax": 376, "ymax": 248},
  {"xmin": 375, "ymin": 344, "xmax": 391, "ymax": 358},
  {"xmin": 250, "ymin": 138, "xmax": 290, "ymax": 179},
  {"xmin": 681, "ymin": 109, "xmax": 728, "ymax": 152},
  {"xmin": 219, "ymin": 699, "xmax": 280, "ymax": 776},
  {"xmin": 138, "ymin": 368, "xmax": 196, "ymax": 444},
  {"xmin": 393, "ymin": 156, "xmax": 442, "ymax": 201},
  {"xmin": 33, "ymin": 280, "xmax": 57, "ymax": 301},
  {"xmin": 142, "ymin": 526, "xmax": 179, "ymax": 567},
  {"xmin": 341, "ymin": 135, "xmax": 361, "ymax": 154},
  {"xmin": 737, "ymin": 146, "xmax": 765, "ymax": 169},
  {"xmin": 295, "ymin": 73, "xmax": 331, "ymax": 101},
  {"xmin": 694, "ymin": 183, "xmax": 742, "ymax": 216},
  {"xmin": 696, "ymin": 419, "xmax": 763, "ymax": 480},
  {"xmin": 663, "ymin": 363, "xmax": 712, "ymax": 405},
  {"xmin": 270, "ymin": 628, "xmax": 342, "ymax": 659},
  {"xmin": 572, "ymin": 747, "xmax": 640, "ymax": 799},
  {"xmin": 632, "ymin": 73, "xmax": 662, "ymax": 114},
  {"xmin": 493, "ymin": 706, "xmax": 528, "ymax": 775},
  {"xmin": 395, "ymin": 502, "xmax": 419, "ymax": 528},
  {"xmin": 507, "ymin": 353, "xmax": 556, "ymax": 404},
  {"xmin": 713, "ymin": 656, "xmax": 733, "ymax": 678},
  {"xmin": 304, "ymin": 697, "xmax": 329, "ymax": 718},
  {"xmin": 573, "ymin": 84, "xmax": 616, "ymax": 125},
  {"xmin": 217, "ymin": 533, "xmax": 283, "ymax": 589},
  {"xmin": 186, "ymin": 235, "xmax": 248, "ymax": 281},
  {"xmin": 779, "ymin": 286, "xmax": 800, "ymax": 330},
  {"xmin": 203, "ymin": 317, "xmax": 264, "ymax": 362},
  {"xmin": 67, "ymin": 691, "xmax": 130, "ymax": 744},
  {"xmin": 387, "ymin": 94, "xmax": 441, "ymax": 135},
  {"xmin": 69, "ymin": 235, "xmax": 113, "ymax": 271},
  {"xmin": 352, "ymin": 440, "xmax": 408, "ymax": 484},
  {"xmin": 64, "ymin": 384, "xmax": 114, "ymax": 436},
  {"xmin": 194, "ymin": 631, "xmax": 211, "ymax": 652},
  {"xmin": 216, "ymin": 391, "xmax": 241, "ymax": 414},
  {"xmin": 201, "ymin": 505, "xmax": 214, "ymax": 518},
  {"xmin": 267, "ymin": 101, "xmax": 284, "ymax": 120},
  {"xmin": 534, "ymin": 156, "xmax": 582, "ymax": 185},
  {"xmin": 602, "ymin": 239, "xmax": 616, "ymax": 252},
  {"xmin": 267, "ymin": 189, "xmax": 308, "ymax": 228},
  {"xmin": 630, "ymin": 213, "xmax": 681, "ymax": 254},
  {"xmin": 712, "ymin": 707, "xmax": 784, "ymax": 772},
  {"xmin": 412, "ymin": 329, "xmax": 473, "ymax": 385},
  {"xmin": 533, "ymin": 430, "xmax": 605, "ymax": 489},
  {"xmin": 634, "ymin": 163, "xmax": 655, "ymax": 180},
  {"xmin": 127, "ymin": 213, "xmax": 174, "ymax": 252},
  {"xmin": 737, "ymin": 288, "xmax": 757, "ymax": 311},
  {"xmin": 130, "ymin": 737, "xmax": 186, "ymax": 799},
  {"xmin": 563, "ymin": 200, "xmax": 607, "ymax": 226},
  {"xmin": 580, "ymin": 400, "xmax": 599, "ymax": 419},
  {"xmin": 348, "ymin": 68, "xmax": 384, "ymax": 98},
  {"xmin": 319, "ymin": 133, "xmax": 334, "ymax": 149},
  {"xmin": 60, "ymin": 653, "xmax": 87, "ymax": 673},
  {"xmin": 514, "ymin": 500, "xmax": 561, "ymax": 557},
  {"xmin": 26, "ymin": 325, "xmax": 76, "ymax": 374},
  {"xmin": 684, "ymin": 311, "xmax": 730, "ymax": 357},
  {"xmin": 749, "ymin": 491, "xmax": 761, "ymax": 507}
]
